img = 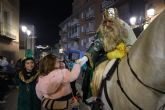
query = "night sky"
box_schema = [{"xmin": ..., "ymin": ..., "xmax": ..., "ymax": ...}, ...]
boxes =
[{"xmin": 20, "ymin": 0, "xmax": 73, "ymax": 46}]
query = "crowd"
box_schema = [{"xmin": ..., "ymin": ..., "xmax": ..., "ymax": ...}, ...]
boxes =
[
  {"xmin": 0, "ymin": 56, "xmax": 17, "ymax": 104},
  {"xmin": 0, "ymin": 53, "xmax": 85, "ymax": 110},
  {"xmin": 0, "ymin": 8, "xmax": 137, "ymax": 110}
]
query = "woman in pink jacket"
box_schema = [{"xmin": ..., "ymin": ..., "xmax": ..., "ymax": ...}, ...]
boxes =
[{"xmin": 36, "ymin": 54, "xmax": 81, "ymax": 110}]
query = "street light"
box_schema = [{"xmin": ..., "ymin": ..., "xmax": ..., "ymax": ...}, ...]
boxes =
[
  {"xmin": 21, "ymin": 26, "xmax": 27, "ymax": 33},
  {"xmin": 59, "ymin": 48, "xmax": 64, "ymax": 53},
  {"xmin": 21, "ymin": 25, "xmax": 32, "ymax": 52},
  {"xmin": 130, "ymin": 17, "xmax": 137, "ymax": 25},
  {"xmin": 147, "ymin": 8, "xmax": 155, "ymax": 18},
  {"xmin": 26, "ymin": 30, "xmax": 31, "ymax": 36}
]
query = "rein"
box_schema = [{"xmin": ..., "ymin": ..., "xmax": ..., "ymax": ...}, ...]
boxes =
[
  {"xmin": 116, "ymin": 59, "xmax": 143, "ymax": 110},
  {"xmin": 96, "ymin": 59, "xmax": 120, "ymax": 110}
]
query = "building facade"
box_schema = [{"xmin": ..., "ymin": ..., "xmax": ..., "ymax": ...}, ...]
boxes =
[
  {"xmin": 19, "ymin": 24, "xmax": 36, "ymax": 58},
  {"xmin": 59, "ymin": 0, "xmax": 102, "ymax": 52},
  {"xmin": 143, "ymin": 0, "xmax": 165, "ymax": 29},
  {"xmin": 59, "ymin": 0, "xmax": 165, "ymax": 52},
  {"xmin": 0, "ymin": 0, "xmax": 20, "ymax": 61}
]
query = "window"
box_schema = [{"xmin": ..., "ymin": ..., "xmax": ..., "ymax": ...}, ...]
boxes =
[
  {"xmin": 64, "ymin": 44, "xmax": 67, "ymax": 49},
  {"xmin": 89, "ymin": 37, "xmax": 94, "ymax": 43},
  {"xmin": 81, "ymin": 39, "xmax": 87, "ymax": 46},
  {"xmin": 81, "ymin": 25, "xmax": 84, "ymax": 32},
  {"xmin": 81, "ymin": 39, "xmax": 84, "ymax": 46},
  {"xmin": 3, "ymin": 11, "xmax": 10, "ymax": 31},
  {"xmin": 83, "ymin": 38, "xmax": 87, "ymax": 45},
  {"xmin": 81, "ymin": 12, "xmax": 84, "ymax": 19},
  {"xmin": 89, "ymin": 22, "xmax": 94, "ymax": 32},
  {"xmin": 86, "ymin": 22, "xmax": 94, "ymax": 32},
  {"xmin": 68, "ymin": 31, "xmax": 71, "ymax": 38},
  {"xmin": 68, "ymin": 43, "xmax": 71, "ymax": 48},
  {"xmin": 74, "ymin": 25, "xmax": 77, "ymax": 33},
  {"xmin": 0, "ymin": 11, "xmax": 1, "ymax": 20}
]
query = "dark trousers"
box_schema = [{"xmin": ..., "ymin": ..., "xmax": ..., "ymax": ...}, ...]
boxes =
[{"xmin": 0, "ymin": 78, "xmax": 9, "ymax": 100}]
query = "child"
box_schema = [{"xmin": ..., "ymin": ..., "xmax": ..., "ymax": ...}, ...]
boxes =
[
  {"xmin": 17, "ymin": 57, "xmax": 41, "ymax": 110},
  {"xmin": 36, "ymin": 54, "xmax": 81, "ymax": 110}
]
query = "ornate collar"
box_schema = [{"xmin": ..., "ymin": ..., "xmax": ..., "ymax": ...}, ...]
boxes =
[{"xmin": 19, "ymin": 71, "xmax": 39, "ymax": 83}]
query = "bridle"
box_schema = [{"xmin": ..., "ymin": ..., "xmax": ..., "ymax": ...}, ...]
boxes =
[{"xmin": 116, "ymin": 53, "xmax": 165, "ymax": 110}]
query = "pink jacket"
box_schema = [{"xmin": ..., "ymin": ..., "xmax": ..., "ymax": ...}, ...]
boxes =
[{"xmin": 36, "ymin": 64, "xmax": 80, "ymax": 100}]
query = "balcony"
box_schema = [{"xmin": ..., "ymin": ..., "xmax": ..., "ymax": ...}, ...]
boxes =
[
  {"xmin": 70, "ymin": 19, "xmax": 79, "ymax": 26},
  {"xmin": 59, "ymin": 30, "xmax": 68, "ymax": 37},
  {"xmin": 0, "ymin": 23, "xmax": 16, "ymax": 40},
  {"xmin": 70, "ymin": 33, "xmax": 80, "ymax": 41},
  {"xmin": 62, "ymin": 37, "xmax": 68, "ymax": 43},
  {"xmin": 0, "ymin": 30, "xmax": 16, "ymax": 40},
  {"xmin": 85, "ymin": 12, "xmax": 95, "ymax": 21},
  {"xmin": 70, "ymin": 36, "xmax": 80, "ymax": 41},
  {"xmin": 85, "ymin": 15, "xmax": 95, "ymax": 21},
  {"xmin": 85, "ymin": 24, "xmax": 96, "ymax": 35},
  {"xmin": 86, "ymin": 30, "xmax": 96, "ymax": 35}
]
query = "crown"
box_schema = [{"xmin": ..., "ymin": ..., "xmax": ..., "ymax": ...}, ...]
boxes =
[{"xmin": 103, "ymin": 8, "xmax": 118, "ymax": 20}]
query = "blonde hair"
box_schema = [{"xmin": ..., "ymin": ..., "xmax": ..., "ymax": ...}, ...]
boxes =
[
  {"xmin": 39, "ymin": 54, "xmax": 57, "ymax": 76},
  {"xmin": 98, "ymin": 17, "xmax": 128, "ymax": 52}
]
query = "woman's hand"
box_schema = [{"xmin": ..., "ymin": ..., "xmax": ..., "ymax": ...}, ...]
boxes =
[{"xmin": 75, "ymin": 56, "xmax": 88, "ymax": 66}]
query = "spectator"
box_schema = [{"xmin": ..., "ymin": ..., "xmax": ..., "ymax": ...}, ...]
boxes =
[
  {"xmin": 7, "ymin": 60, "xmax": 16, "ymax": 85},
  {"xmin": 0, "ymin": 56, "xmax": 9, "ymax": 72},
  {"xmin": 36, "ymin": 54, "xmax": 81, "ymax": 110},
  {"xmin": 0, "ymin": 77, "xmax": 9, "ymax": 104},
  {"xmin": 16, "ymin": 57, "xmax": 41, "ymax": 110}
]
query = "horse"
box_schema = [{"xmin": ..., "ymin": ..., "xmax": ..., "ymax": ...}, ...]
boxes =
[{"xmin": 91, "ymin": 9, "xmax": 165, "ymax": 110}]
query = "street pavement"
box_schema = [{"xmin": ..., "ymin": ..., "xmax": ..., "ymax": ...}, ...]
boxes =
[{"xmin": 0, "ymin": 88, "xmax": 17, "ymax": 110}]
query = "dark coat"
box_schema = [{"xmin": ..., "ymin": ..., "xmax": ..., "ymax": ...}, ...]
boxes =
[{"xmin": 17, "ymin": 71, "xmax": 41, "ymax": 110}]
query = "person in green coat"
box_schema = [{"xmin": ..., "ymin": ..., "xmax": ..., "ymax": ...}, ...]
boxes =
[
  {"xmin": 77, "ymin": 8, "xmax": 137, "ymax": 100},
  {"xmin": 17, "ymin": 57, "xmax": 41, "ymax": 110}
]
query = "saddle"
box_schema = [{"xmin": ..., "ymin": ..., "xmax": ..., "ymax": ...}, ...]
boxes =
[
  {"xmin": 90, "ymin": 59, "xmax": 120, "ymax": 110},
  {"xmin": 91, "ymin": 59, "xmax": 117, "ymax": 96}
]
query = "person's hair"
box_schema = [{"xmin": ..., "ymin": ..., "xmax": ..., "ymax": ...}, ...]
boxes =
[
  {"xmin": 97, "ymin": 17, "xmax": 128, "ymax": 52},
  {"xmin": 39, "ymin": 54, "xmax": 57, "ymax": 76}
]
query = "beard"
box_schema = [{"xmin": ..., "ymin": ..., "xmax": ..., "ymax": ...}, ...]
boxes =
[{"xmin": 98, "ymin": 18, "xmax": 128, "ymax": 52}]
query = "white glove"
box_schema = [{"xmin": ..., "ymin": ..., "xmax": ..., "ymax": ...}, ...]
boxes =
[{"xmin": 76, "ymin": 56, "xmax": 88, "ymax": 66}]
